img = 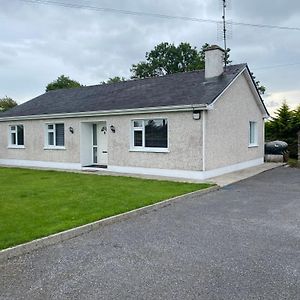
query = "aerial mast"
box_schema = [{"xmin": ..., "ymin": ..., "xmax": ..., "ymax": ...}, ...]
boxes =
[{"xmin": 222, "ymin": 0, "xmax": 227, "ymax": 70}]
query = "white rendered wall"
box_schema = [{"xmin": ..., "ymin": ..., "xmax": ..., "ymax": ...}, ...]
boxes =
[
  {"xmin": 205, "ymin": 72, "xmax": 264, "ymax": 170},
  {"xmin": 0, "ymin": 111, "xmax": 204, "ymax": 171}
]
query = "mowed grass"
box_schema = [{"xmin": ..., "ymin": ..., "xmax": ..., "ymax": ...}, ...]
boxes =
[{"xmin": 0, "ymin": 167, "xmax": 212, "ymax": 250}]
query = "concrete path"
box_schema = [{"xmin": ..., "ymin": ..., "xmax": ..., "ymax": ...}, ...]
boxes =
[
  {"xmin": 1, "ymin": 166, "xmax": 300, "ymax": 299},
  {"xmin": 207, "ymin": 162, "xmax": 285, "ymax": 187}
]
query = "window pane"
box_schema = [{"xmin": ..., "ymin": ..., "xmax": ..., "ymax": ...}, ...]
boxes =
[
  {"xmin": 145, "ymin": 119, "xmax": 168, "ymax": 148},
  {"xmin": 93, "ymin": 147, "xmax": 98, "ymax": 164},
  {"xmin": 48, "ymin": 132, "xmax": 54, "ymax": 145},
  {"xmin": 55, "ymin": 124, "xmax": 65, "ymax": 146},
  {"xmin": 134, "ymin": 130, "xmax": 143, "ymax": 146},
  {"xmin": 249, "ymin": 122, "xmax": 256, "ymax": 144},
  {"xmin": 17, "ymin": 125, "xmax": 24, "ymax": 145},
  {"xmin": 11, "ymin": 132, "xmax": 16, "ymax": 145},
  {"xmin": 11, "ymin": 126, "xmax": 16, "ymax": 131},
  {"xmin": 133, "ymin": 120, "xmax": 143, "ymax": 128},
  {"xmin": 92, "ymin": 124, "xmax": 97, "ymax": 146},
  {"xmin": 48, "ymin": 124, "xmax": 54, "ymax": 130}
]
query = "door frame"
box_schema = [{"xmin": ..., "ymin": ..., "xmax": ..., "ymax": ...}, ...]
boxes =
[{"xmin": 80, "ymin": 120, "xmax": 108, "ymax": 167}]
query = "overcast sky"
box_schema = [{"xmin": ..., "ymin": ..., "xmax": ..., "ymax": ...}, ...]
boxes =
[{"xmin": 1, "ymin": 0, "xmax": 300, "ymax": 116}]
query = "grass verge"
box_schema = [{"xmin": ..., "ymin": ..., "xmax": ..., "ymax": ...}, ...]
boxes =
[
  {"xmin": 0, "ymin": 167, "xmax": 212, "ymax": 250},
  {"xmin": 288, "ymin": 158, "xmax": 300, "ymax": 168}
]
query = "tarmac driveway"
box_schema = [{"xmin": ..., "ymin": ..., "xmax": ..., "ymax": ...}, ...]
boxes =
[{"xmin": 1, "ymin": 166, "xmax": 300, "ymax": 299}]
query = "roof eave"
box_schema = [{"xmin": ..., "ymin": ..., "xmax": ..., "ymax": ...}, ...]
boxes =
[{"xmin": 0, "ymin": 104, "xmax": 209, "ymax": 122}]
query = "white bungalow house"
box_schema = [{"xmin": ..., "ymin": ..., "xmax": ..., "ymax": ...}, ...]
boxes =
[{"xmin": 0, "ymin": 46, "xmax": 269, "ymax": 180}]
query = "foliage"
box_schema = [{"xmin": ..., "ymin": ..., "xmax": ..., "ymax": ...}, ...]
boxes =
[
  {"xmin": 0, "ymin": 167, "xmax": 212, "ymax": 249},
  {"xmin": 265, "ymin": 101, "xmax": 300, "ymax": 158},
  {"xmin": 131, "ymin": 42, "xmax": 231, "ymax": 79},
  {"xmin": 130, "ymin": 41, "xmax": 265, "ymax": 94},
  {"xmin": 46, "ymin": 75, "xmax": 81, "ymax": 92},
  {"xmin": 101, "ymin": 76, "xmax": 126, "ymax": 84},
  {"xmin": 251, "ymin": 72, "xmax": 266, "ymax": 95},
  {"xmin": 0, "ymin": 96, "xmax": 18, "ymax": 112},
  {"xmin": 288, "ymin": 158, "xmax": 300, "ymax": 168}
]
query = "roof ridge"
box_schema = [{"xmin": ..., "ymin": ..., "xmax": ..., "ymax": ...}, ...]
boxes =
[{"xmin": 47, "ymin": 63, "xmax": 247, "ymax": 94}]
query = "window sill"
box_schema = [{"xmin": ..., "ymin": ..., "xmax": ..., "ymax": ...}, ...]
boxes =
[
  {"xmin": 7, "ymin": 145, "xmax": 25, "ymax": 149},
  {"xmin": 44, "ymin": 146, "xmax": 66, "ymax": 150},
  {"xmin": 129, "ymin": 148, "xmax": 169, "ymax": 153},
  {"xmin": 248, "ymin": 144, "xmax": 259, "ymax": 148}
]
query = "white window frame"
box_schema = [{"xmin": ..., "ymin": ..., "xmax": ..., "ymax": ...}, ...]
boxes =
[
  {"xmin": 130, "ymin": 118, "xmax": 169, "ymax": 153},
  {"xmin": 249, "ymin": 121, "xmax": 258, "ymax": 147},
  {"xmin": 44, "ymin": 123, "xmax": 66, "ymax": 150},
  {"xmin": 8, "ymin": 124, "xmax": 25, "ymax": 148}
]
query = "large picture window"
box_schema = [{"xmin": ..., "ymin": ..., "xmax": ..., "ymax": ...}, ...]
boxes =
[
  {"xmin": 132, "ymin": 119, "xmax": 168, "ymax": 150},
  {"xmin": 9, "ymin": 125, "xmax": 24, "ymax": 147},
  {"xmin": 45, "ymin": 123, "xmax": 65, "ymax": 147}
]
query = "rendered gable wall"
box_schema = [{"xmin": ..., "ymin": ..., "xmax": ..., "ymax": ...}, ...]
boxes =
[{"xmin": 205, "ymin": 72, "xmax": 264, "ymax": 170}]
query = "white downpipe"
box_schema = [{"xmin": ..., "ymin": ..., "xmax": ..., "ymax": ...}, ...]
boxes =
[{"xmin": 202, "ymin": 110, "xmax": 206, "ymax": 171}]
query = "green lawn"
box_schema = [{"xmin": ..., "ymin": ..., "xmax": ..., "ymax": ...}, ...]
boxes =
[{"xmin": 0, "ymin": 167, "xmax": 212, "ymax": 250}]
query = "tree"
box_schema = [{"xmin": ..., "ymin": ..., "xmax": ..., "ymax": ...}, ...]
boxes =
[
  {"xmin": 131, "ymin": 42, "xmax": 231, "ymax": 79},
  {"xmin": 0, "ymin": 96, "xmax": 18, "ymax": 112},
  {"xmin": 101, "ymin": 76, "xmax": 126, "ymax": 85},
  {"xmin": 131, "ymin": 42, "xmax": 266, "ymax": 94},
  {"xmin": 251, "ymin": 72, "xmax": 266, "ymax": 95},
  {"xmin": 46, "ymin": 75, "xmax": 81, "ymax": 92},
  {"xmin": 265, "ymin": 101, "xmax": 299, "ymax": 157}
]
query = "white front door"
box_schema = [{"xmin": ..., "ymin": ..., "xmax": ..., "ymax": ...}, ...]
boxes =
[{"xmin": 92, "ymin": 123, "xmax": 108, "ymax": 166}]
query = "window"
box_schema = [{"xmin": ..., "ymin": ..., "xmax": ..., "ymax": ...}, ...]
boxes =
[
  {"xmin": 249, "ymin": 121, "xmax": 258, "ymax": 146},
  {"xmin": 45, "ymin": 123, "xmax": 65, "ymax": 147},
  {"xmin": 9, "ymin": 125, "xmax": 24, "ymax": 147},
  {"xmin": 132, "ymin": 119, "xmax": 168, "ymax": 151}
]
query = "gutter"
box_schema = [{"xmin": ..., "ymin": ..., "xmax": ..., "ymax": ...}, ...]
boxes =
[{"xmin": 0, "ymin": 104, "xmax": 208, "ymax": 122}]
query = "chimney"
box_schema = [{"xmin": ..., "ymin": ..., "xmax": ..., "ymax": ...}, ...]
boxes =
[{"xmin": 204, "ymin": 45, "xmax": 225, "ymax": 80}]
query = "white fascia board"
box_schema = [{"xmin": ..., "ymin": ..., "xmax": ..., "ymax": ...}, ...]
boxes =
[{"xmin": 0, "ymin": 104, "xmax": 208, "ymax": 122}]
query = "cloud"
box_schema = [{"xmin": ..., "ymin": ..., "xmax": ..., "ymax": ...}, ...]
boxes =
[
  {"xmin": 1, "ymin": 0, "xmax": 300, "ymax": 110},
  {"xmin": 265, "ymin": 90, "xmax": 300, "ymax": 116}
]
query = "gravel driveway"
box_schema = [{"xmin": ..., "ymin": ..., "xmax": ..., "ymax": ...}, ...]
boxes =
[{"xmin": 1, "ymin": 166, "xmax": 300, "ymax": 299}]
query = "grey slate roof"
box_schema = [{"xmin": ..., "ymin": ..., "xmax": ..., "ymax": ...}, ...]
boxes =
[{"xmin": 1, "ymin": 64, "xmax": 248, "ymax": 118}]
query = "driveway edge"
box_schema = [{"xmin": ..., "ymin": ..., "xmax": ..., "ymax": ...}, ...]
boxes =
[{"xmin": 0, "ymin": 185, "xmax": 219, "ymax": 261}]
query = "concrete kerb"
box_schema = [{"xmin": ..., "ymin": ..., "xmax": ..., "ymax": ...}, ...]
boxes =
[{"xmin": 0, "ymin": 185, "xmax": 219, "ymax": 261}]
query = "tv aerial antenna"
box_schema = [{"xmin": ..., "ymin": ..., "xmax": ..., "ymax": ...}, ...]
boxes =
[{"xmin": 219, "ymin": 0, "xmax": 232, "ymax": 69}]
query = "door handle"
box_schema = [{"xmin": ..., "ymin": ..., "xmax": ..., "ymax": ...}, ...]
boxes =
[{"xmin": 102, "ymin": 151, "xmax": 107, "ymax": 153}]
